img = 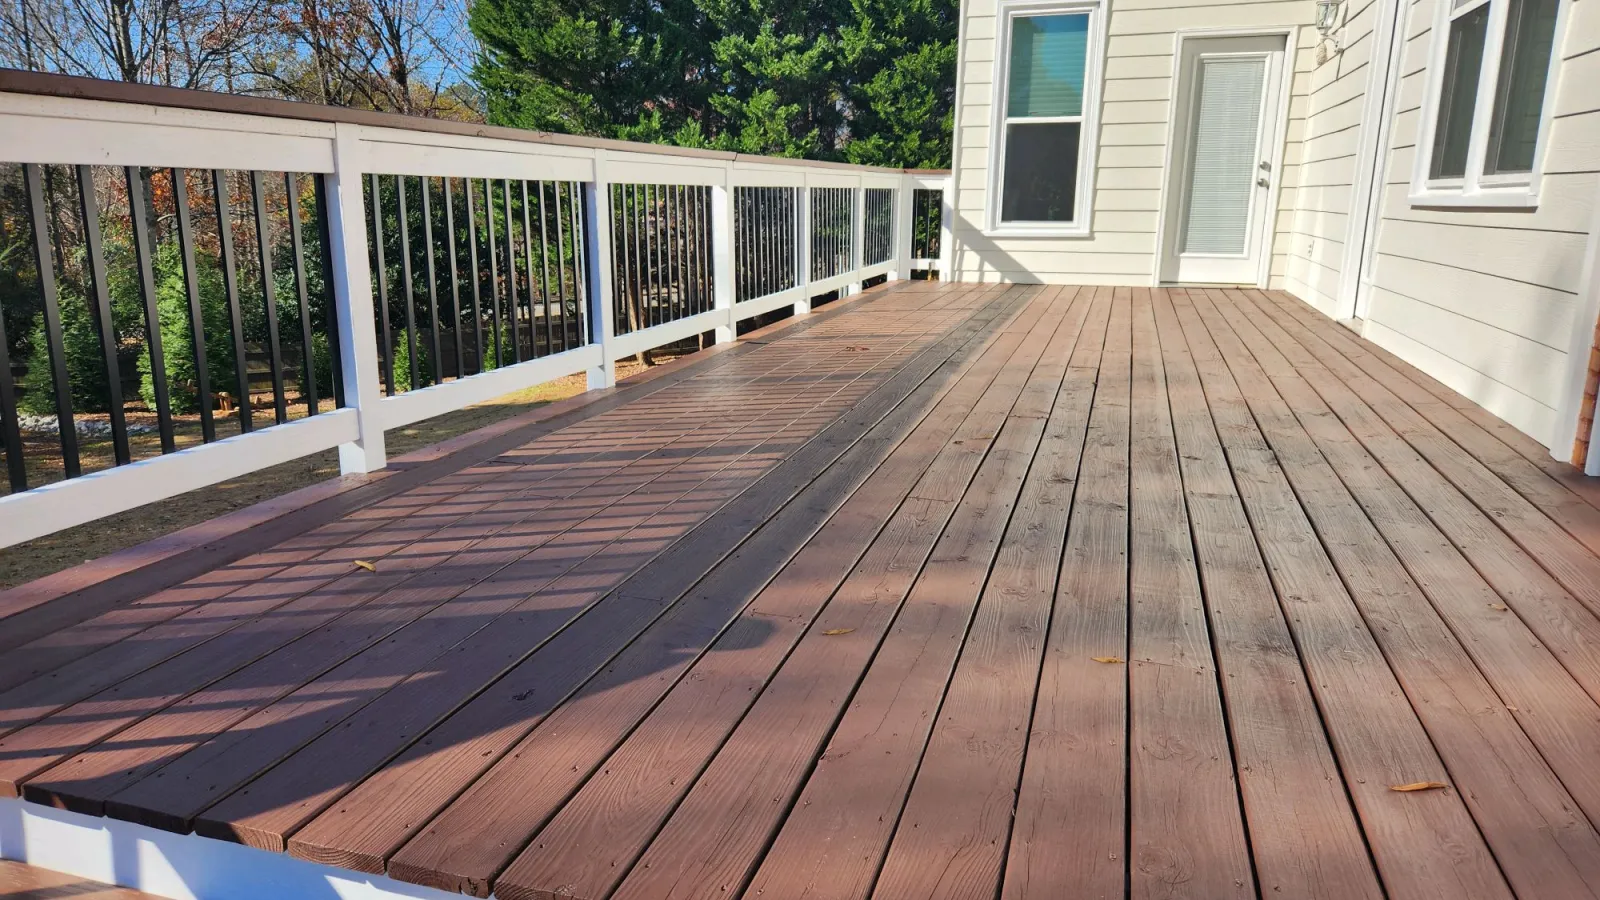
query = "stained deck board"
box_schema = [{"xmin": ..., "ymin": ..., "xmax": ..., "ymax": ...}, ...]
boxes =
[
  {"xmin": 388, "ymin": 287, "xmax": 1073, "ymax": 898},
  {"xmin": 4, "ymin": 300, "xmax": 968, "ymax": 806},
  {"xmin": 27, "ymin": 293, "xmax": 973, "ymax": 818},
  {"xmin": 1193, "ymin": 288, "xmax": 1600, "ymax": 899},
  {"xmin": 0, "ymin": 860, "xmax": 161, "ymax": 899},
  {"xmin": 4, "ymin": 282, "xmax": 1600, "ymax": 900},
  {"xmin": 1149, "ymin": 288, "xmax": 1385, "ymax": 900},
  {"xmin": 1123, "ymin": 288, "xmax": 1254, "ymax": 900}
]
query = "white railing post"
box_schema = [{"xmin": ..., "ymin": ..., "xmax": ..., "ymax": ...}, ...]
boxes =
[
  {"xmin": 583, "ymin": 150, "xmax": 618, "ymax": 390},
  {"xmin": 327, "ymin": 122, "xmax": 387, "ymax": 474},
  {"xmin": 711, "ymin": 172, "xmax": 736, "ymax": 343},
  {"xmin": 938, "ymin": 177, "xmax": 955, "ymax": 281},
  {"xmin": 892, "ymin": 176, "xmax": 914, "ymax": 282},
  {"xmin": 795, "ymin": 178, "xmax": 812, "ymax": 316},
  {"xmin": 847, "ymin": 181, "xmax": 865, "ymax": 296}
]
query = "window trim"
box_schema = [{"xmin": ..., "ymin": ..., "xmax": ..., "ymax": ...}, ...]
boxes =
[
  {"xmin": 986, "ymin": 0, "xmax": 1108, "ymax": 238},
  {"xmin": 1410, "ymin": 0, "xmax": 1569, "ymax": 209}
]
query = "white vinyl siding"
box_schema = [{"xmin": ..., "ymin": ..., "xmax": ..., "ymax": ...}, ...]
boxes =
[{"xmin": 950, "ymin": 0, "xmax": 1316, "ymax": 284}]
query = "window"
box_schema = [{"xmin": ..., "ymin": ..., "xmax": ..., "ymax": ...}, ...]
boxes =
[
  {"xmin": 990, "ymin": 1, "xmax": 1104, "ymax": 235},
  {"xmin": 1415, "ymin": 0, "xmax": 1564, "ymax": 205}
]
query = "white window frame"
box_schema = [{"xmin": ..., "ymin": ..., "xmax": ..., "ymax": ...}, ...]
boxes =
[
  {"xmin": 1410, "ymin": 0, "xmax": 1570, "ymax": 208},
  {"xmin": 985, "ymin": 0, "xmax": 1108, "ymax": 238}
]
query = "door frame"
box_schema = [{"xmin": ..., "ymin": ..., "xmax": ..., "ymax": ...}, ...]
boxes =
[
  {"xmin": 1153, "ymin": 27, "xmax": 1297, "ymax": 289},
  {"xmin": 1335, "ymin": 0, "xmax": 1408, "ymax": 323}
]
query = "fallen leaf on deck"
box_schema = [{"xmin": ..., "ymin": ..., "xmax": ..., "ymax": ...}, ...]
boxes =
[
  {"xmin": 1092, "ymin": 656, "xmax": 1125, "ymax": 664},
  {"xmin": 822, "ymin": 628, "xmax": 855, "ymax": 636},
  {"xmin": 1390, "ymin": 781, "xmax": 1449, "ymax": 792},
  {"xmin": 1488, "ymin": 603, "xmax": 1508, "ymax": 611},
  {"xmin": 354, "ymin": 560, "xmax": 377, "ymax": 572}
]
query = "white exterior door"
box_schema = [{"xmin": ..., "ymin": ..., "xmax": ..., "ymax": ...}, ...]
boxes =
[{"xmin": 1162, "ymin": 35, "xmax": 1285, "ymax": 285}]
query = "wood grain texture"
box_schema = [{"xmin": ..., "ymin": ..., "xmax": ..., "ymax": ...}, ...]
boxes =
[
  {"xmin": 1199, "ymin": 288, "xmax": 1600, "ymax": 900},
  {"xmin": 1001, "ymin": 287, "xmax": 1130, "ymax": 900},
  {"xmin": 1149, "ymin": 287, "xmax": 1383, "ymax": 900},
  {"xmin": 395, "ymin": 289, "xmax": 1070, "ymax": 899},
  {"xmin": 1123, "ymin": 288, "xmax": 1253, "ymax": 900},
  {"xmin": 1170, "ymin": 288, "xmax": 1512, "ymax": 900}
]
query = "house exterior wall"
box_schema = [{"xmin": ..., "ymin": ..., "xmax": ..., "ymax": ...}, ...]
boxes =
[
  {"xmin": 948, "ymin": 0, "xmax": 1318, "ymax": 286},
  {"xmin": 950, "ymin": 0, "xmax": 1600, "ymax": 453},
  {"xmin": 1284, "ymin": 0, "xmax": 1600, "ymax": 447}
]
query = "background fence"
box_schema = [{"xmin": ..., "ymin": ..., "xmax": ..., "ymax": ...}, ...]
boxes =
[{"xmin": 0, "ymin": 70, "xmax": 951, "ymax": 548}]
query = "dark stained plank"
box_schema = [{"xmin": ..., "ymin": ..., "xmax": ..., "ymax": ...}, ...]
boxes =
[
  {"xmin": 31, "ymin": 318, "xmax": 936, "ymax": 818},
  {"xmin": 1168, "ymin": 288, "xmax": 1513, "ymax": 900},
  {"xmin": 0, "ymin": 278, "xmax": 926, "ymax": 638},
  {"xmin": 1148, "ymin": 288, "xmax": 1383, "ymax": 900},
  {"xmin": 999, "ymin": 287, "xmax": 1128, "ymax": 900},
  {"xmin": 198, "ymin": 286, "xmax": 1030, "ymax": 857},
  {"xmin": 1122, "ymin": 288, "xmax": 1253, "ymax": 900},
  {"xmin": 737, "ymin": 291, "xmax": 1104, "ymax": 900},
  {"xmin": 1197, "ymin": 287, "xmax": 1600, "ymax": 900},
  {"xmin": 846, "ymin": 288, "xmax": 1096, "ymax": 900},
  {"xmin": 387, "ymin": 288, "xmax": 1074, "ymax": 898},
  {"xmin": 484, "ymin": 288, "xmax": 1080, "ymax": 900},
  {"xmin": 0, "ymin": 318, "xmax": 870, "ymax": 698},
  {"xmin": 4, "ymin": 311, "xmax": 947, "ymax": 808},
  {"xmin": 541, "ymin": 289, "xmax": 1091, "ymax": 900}
]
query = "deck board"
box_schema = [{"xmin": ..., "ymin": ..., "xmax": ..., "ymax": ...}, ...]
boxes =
[{"xmin": 4, "ymin": 282, "xmax": 1600, "ymax": 900}]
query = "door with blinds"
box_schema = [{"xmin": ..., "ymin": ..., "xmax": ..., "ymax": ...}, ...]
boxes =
[{"xmin": 1161, "ymin": 35, "xmax": 1286, "ymax": 285}]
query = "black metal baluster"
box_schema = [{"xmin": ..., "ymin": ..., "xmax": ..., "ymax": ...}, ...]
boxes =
[
  {"xmin": 285, "ymin": 173, "xmax": 318, "ymax": 416},
  {"xmin": 126, "ymin": 166, "xmax": 176, "ymax": 453},
  {"xmin": 0, "ymin": 250, "xmax": 23, "ymax": 491},
  {"xmin": 369, "ymin": 174, "xmax": 395, "ymax": 395},
  {"xmin": 666, "ymin": 185, "xmax": 678, "ymax": 322},
  {"xmin": 22, "ymin": 165, "xmax": 79, "ymax": 476},
  {"xmin": 611, "ymin": 185, "xmax": 626, "ymax": 336},
  {"xmin": 171, "ymin": 170, "xmax": 216, "ymax": 438},
  {"xmin": 522, "ymin": 181, "xmax": 547, "ymax": 358},
  {"xmin": 314, "ymin": 174, "xmax": 344, "ymax": 408},
  {"xmin": 631, "ymin": 185, "xmax": 644, "ymax": 336},
  {"xmin": 484, "ymin": 178, "xmax": 502, "ymax": 369},
  {"xmin": 572, "ymin": 182, "xmax": 587, "ymax": 345},
  {"xmin": 249, "ymin": 171, "xmax": 288, "ymax": 424},
  {"xmin": 420, "ymin": 177, "xmax": 443, "ymax": 385},
  {"xmin": 77, "ymin": 165, "xmax": 131, "ymax": 462},
  {"xmin": 444, "ymin": 178, "xmax": 465, "ymax": 379},
  {"xmin": 464, "ymin": 179, "xmax": 484, "ymax": 374},
  {"xmin": 502, "ymin": 179, "xmax": 522, "ymax": 363},
  {"xmin": 397, "ymin": 176, "xmax": 420, "ymax": 389},
  {"xmin": 535, "ymin": 182, "xmax": 555, "ymax": 354}
]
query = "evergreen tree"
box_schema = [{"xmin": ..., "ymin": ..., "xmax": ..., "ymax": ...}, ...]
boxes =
[{"xmin": 469, "ymin": 0, "xmax": 957, "ymax": 167}]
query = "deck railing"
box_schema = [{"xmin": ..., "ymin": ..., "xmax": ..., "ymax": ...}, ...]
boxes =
[{"xmin": 0, "ymin": 71, "xmax": 952, "ymax": 548}]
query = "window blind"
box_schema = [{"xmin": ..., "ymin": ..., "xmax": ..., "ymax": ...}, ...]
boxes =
[
  {"xmin": 1181, "ymin": 56, "xmax": 1265, "ymax": 255},
  {"xmin": 1007, "ymin": 14, "xmax": 1089, "ymax": 118}
]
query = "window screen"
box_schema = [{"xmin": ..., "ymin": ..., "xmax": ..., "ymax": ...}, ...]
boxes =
[{"xmin": 999, "ymin": 11, "xmax": 1092, "ymax": 225}]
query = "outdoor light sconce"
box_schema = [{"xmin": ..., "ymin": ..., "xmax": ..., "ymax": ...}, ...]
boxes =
[{"xmin": 1315, "ymin": 0, "xmax": 1345, "ymax": 61}]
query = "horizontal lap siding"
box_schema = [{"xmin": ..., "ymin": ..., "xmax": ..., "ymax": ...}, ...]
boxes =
[
  {"xmin": 1285, "ymin": 0, "xmax": 1381, "ymax": 315},
  {"xmin": 951, "ymin": 0, "xmax": 1318, "ymax": 285},
  {"xmin": 1355, "ymin": 0, "xmax": 1600, "ymax": 446}
]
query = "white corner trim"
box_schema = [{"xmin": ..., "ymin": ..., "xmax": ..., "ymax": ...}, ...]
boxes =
[
  {"xmin": 0, "ymin": 798, "xmax": 462, "ymax": 900},
  {"xmin": 1550, "ymin": 172, "xmax": 1600, "ymax": 464}
]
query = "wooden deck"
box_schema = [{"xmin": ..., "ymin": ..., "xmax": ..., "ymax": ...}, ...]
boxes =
[{"xmin": 5, "ymin": 281, "xmax": 1600, "ymax": 900}]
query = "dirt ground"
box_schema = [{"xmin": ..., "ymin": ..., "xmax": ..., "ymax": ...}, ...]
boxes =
[{"xmin": 0, "ymin": 352, "xmax": 684, "ymax": 590}]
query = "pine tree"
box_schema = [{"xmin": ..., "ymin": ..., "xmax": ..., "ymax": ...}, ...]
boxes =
[{"xmin": 469, "ymin": 0, "xmax": 958, "ymax": 167}]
